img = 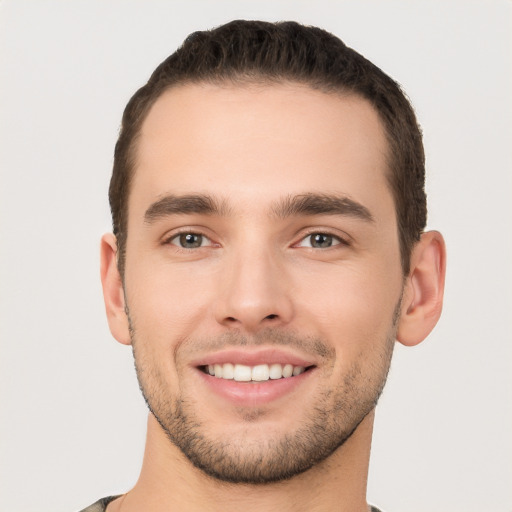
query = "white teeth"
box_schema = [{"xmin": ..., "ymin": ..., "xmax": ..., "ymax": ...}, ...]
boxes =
[
  {"xmin": 214, "ymin": 364, "xmax": 223, "ymax": 378},
  {"xmin": 222, "ymin": 363, "xmax": 234, "ymax": 379},
  {"xmin": 234, "ymin": 364, "xmax": 252, "ymax": 382},
  {"xmin": 251, "ymin": 364, "xmax": 270, "ymax": 382},
  {"xmin": 282, "ymin": 364, "xmax": 293, "ymax": 378},
  {"xmin": 292, "ymin": 366, "xmax": 305, "ymax": 376},
  {"xmin": 269, "ymin": 363, "xmax": 283, "ymax": 380},
  {"xmin": 206, "ymin": 363, "xmax": 308, "ymax": 381}
]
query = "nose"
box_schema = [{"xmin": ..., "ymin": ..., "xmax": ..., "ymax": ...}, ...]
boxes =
[{"xmin": 214, "ymin": 246, "xmax": 294, "ymax": 332}]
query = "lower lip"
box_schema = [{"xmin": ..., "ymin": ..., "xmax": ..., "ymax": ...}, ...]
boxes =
[{"xmin": 196, "ymin": 368, "xmax": 314, "ymax": 406}]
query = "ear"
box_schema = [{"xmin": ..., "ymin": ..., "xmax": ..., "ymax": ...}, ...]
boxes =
[
  {"xmin": 100, "ymin": 233, "xmax": 131, "ymax": 345},
  {"xmin": 396, "ymin": 231, "xmax": 446, "ymax": 346}
]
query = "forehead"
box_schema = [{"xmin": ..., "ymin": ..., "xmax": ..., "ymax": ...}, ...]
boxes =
[{"xmin": 130, "ymin": 82, "xmax": 391, "ymax": 218}]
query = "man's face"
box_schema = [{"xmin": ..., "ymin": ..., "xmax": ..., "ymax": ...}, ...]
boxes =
[{"xmin": 122, "ymin": 83, "xmax": 404, "ymax": 483}]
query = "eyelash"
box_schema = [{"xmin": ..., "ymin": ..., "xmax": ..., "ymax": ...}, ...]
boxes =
[
  {"xmin": 164, "ymin": 230, "xmax": 214, "ymax": 250},
  {"xmin": 163, "ymin": 229, "xmax": 350, "ymax": 251},
  {"xmin": 296, "ymin": 230, "xmax": 350, "ymax": 249}
]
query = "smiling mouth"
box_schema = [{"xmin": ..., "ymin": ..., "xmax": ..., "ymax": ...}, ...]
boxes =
[{"xmin": 200, "ymin": 363, "xmax": 314, "ymax": 382}]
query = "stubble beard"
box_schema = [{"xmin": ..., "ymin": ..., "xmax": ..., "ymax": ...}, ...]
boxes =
[{"xmin": 129, "ymin": 310, "xmax": 398, "ymax": 485}]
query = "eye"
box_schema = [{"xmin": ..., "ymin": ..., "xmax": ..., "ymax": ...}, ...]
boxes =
[
  {"xmin": 298, "ymin": 233, "xmax": 344, "ymax": 249},
  {"xmin": 168, "ymin": 232, "xmax": 212, "ymax": 249}
]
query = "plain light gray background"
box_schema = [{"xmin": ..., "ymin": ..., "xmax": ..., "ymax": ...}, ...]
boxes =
[{"xmin": 1, "ymin": 1, "xmax": 511, "ymax": 511}]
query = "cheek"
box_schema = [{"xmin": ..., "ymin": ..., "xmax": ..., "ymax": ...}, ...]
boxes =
[
  {"xmin": 124, "ymin": 262, "xmax": 216, "ymax": 351},
  {"xmin": 296, "ymin": 263, "xmax": 401, "ymax": 353}
]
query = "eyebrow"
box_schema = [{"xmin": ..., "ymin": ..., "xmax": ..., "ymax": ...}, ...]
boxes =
[
  {"xmin": 143, "ymin": 192, "xmax": 374, "ymax": 224},
  {"xmin": 144, "ymin": 194, "xmax": 229, "ymax": 223},
  {"xmin": 272, "ymin": 193, "xmax": 374, "ymax": 222}
]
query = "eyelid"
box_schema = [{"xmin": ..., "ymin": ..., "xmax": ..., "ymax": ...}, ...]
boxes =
[
  {"xmin": 294, "ymin": 229, "xmax": 351, "ymax": 248},
  {"xmin": 162, "ymin": 228, "xmax": 217, "ymax": 248},
  {"xmin": 160, "ymin": 227, "xmax": 351, "ymax": 249}
]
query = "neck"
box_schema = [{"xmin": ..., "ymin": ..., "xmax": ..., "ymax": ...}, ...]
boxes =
[{"xmin": 110, "ymin": 412, "xmax": 374, "ymax": 512}]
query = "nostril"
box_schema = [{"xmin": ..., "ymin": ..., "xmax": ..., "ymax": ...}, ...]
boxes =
[{"xmin": 221, "ymin": 313, "xmax": 281, "ymax": 326}]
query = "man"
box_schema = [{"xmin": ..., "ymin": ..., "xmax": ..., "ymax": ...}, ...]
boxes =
[{"xmin": 86, "ymin": 19, "xmax": 446, "ymax": 512}]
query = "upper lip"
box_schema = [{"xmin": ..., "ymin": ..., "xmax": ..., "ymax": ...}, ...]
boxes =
[{"xmin": 190, "ymin": 347, "xmax": 317, "ymax": 368}]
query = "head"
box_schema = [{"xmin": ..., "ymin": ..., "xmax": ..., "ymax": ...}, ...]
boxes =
[
  {"xmin": 101, "ymin": 20, "xmax": 445, "ymax": 485},
  {"xmin": 109, "ymin": 19, "xmax": 426, "ymax": 278}
]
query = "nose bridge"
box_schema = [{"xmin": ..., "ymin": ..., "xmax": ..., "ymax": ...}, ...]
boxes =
[{"xmin": 215, "ymin": 238, "xmax": 293, "ymax": 330}]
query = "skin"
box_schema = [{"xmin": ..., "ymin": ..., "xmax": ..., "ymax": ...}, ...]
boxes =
[{"xmin": 101, "ymin": 83, "xmax": 446, "ymax": 512}]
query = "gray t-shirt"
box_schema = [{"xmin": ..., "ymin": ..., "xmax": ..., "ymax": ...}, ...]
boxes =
[
  {"xmin": 79, "ymin": 496, "xmax": 119, "ymax": 512},
  {"xmin": 79, "ymin": 496, "xmax": 384, "ymax": 512}
]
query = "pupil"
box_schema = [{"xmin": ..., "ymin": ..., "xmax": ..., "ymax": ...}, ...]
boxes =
[
  {"xmin": 180, "ymin": 233, "xmax": 202, "ymax": 248},
  {"xmin": 312, "ymin": 233, "xmax": 331, "ymax": 248}
]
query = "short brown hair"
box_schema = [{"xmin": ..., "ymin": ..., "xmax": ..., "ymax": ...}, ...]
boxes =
[{"xmin": 110, "ymin": 20, "xmax": 426, "ymax": 276}]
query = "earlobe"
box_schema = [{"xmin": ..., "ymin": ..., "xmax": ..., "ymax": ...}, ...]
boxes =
[
  {"xmin": 100, "ymin": 233, "xmax": 131, "ymax": 345},
  {"xmin": 396, "ymin": 231, "xmax": 446, "ymax": 346}
]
